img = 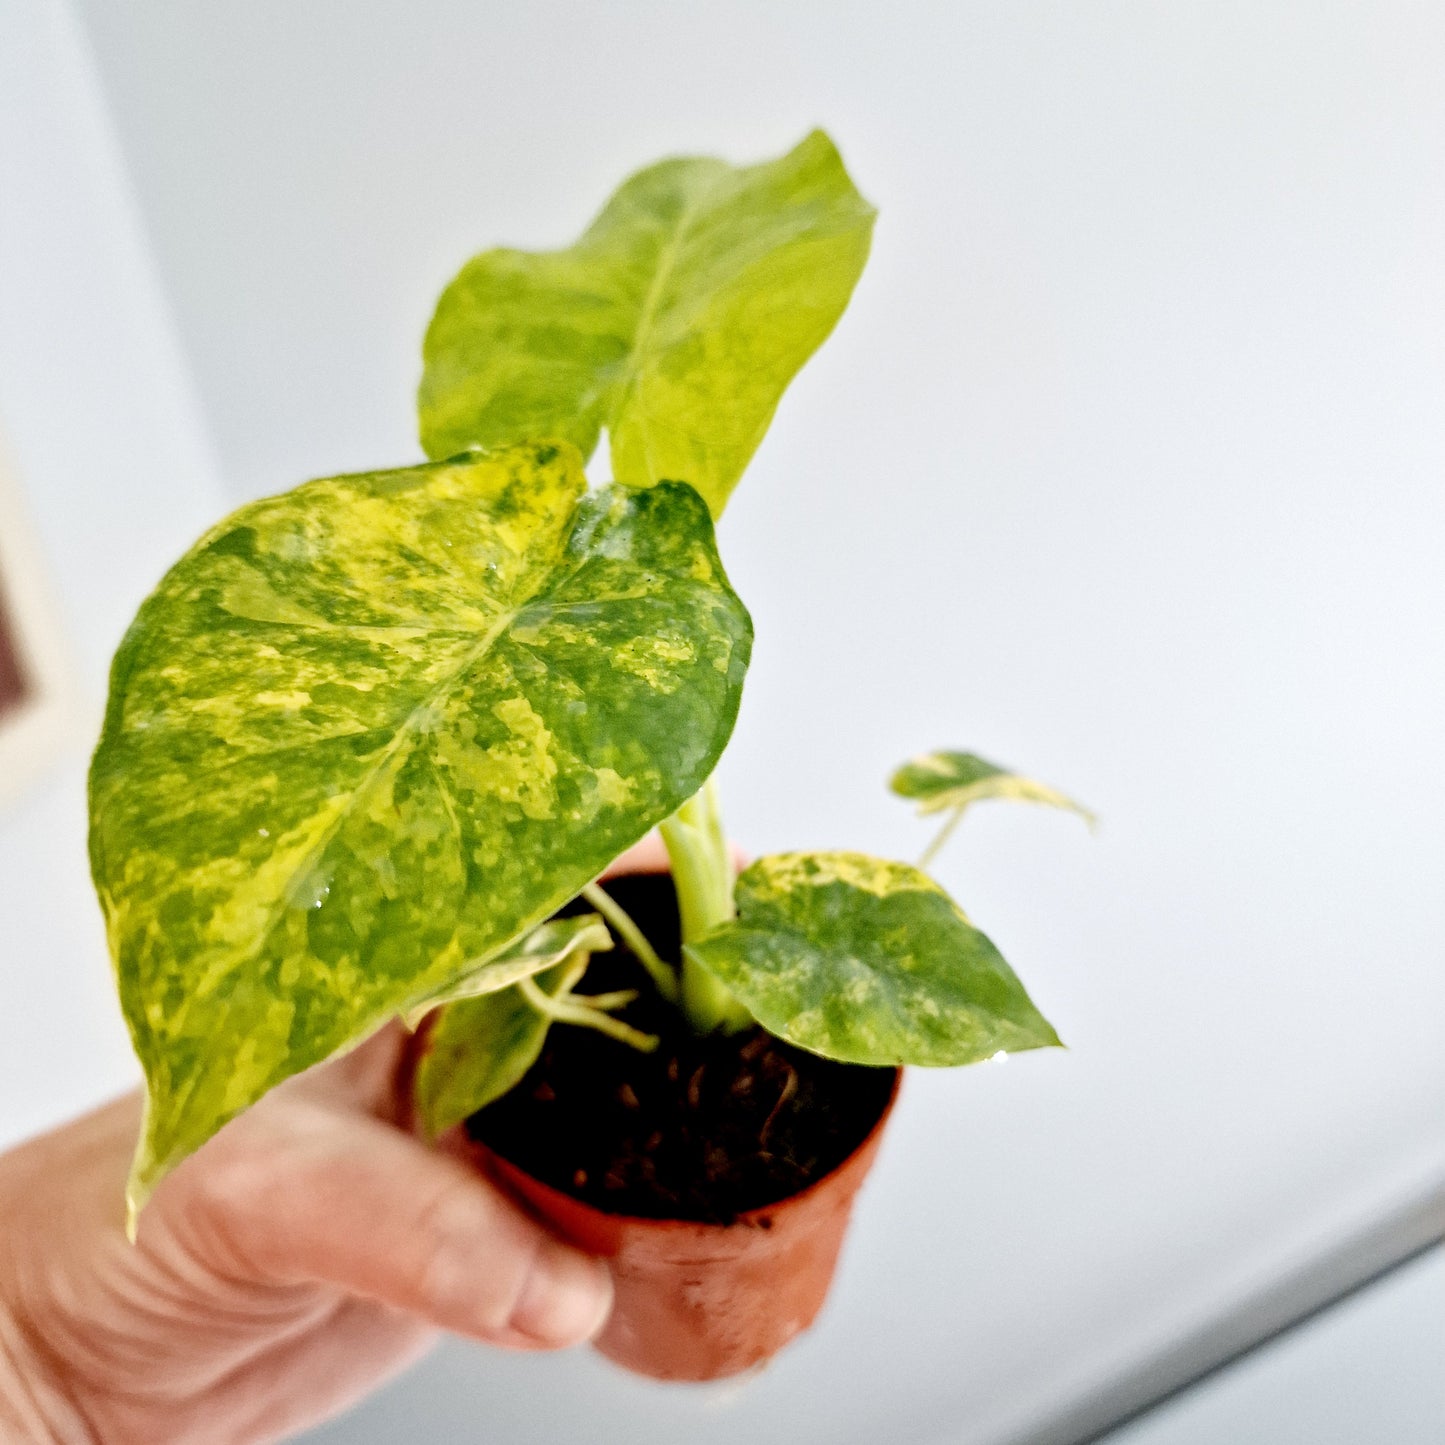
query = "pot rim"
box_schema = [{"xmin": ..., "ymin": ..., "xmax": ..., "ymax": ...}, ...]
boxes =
[
  {"xmin": 468, "ymin": 1065, "xmax": 902, "ymax": 1235},
  {"xmin": 413, "ymin": 850, "xmax": 903, "ymax": 1234}
]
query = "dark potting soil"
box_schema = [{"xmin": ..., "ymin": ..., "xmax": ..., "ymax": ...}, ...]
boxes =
[{"xmin": 465, "ymin": 872, "xmax": 898, "ymax": 1224}]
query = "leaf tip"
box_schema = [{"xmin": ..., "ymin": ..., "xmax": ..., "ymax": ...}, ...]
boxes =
[
  {"xmin": 124, "ymin": 1164, "xmax": 154, "ymax": 1244},
  {"xmin": 1031, "ymin": 1015, "xmax": 1066, "ymax": 1052}
]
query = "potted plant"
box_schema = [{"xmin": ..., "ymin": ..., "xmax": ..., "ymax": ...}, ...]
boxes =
[{"xmin": 87, "ymin": 130, "xmax": 1088, "ymax": 1382}]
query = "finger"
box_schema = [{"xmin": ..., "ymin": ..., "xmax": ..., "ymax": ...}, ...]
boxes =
[
  {"xmin": 601, "ymin": 830, "xmax": 749, "ymax": 878},
  {"xmin": 181, "ymin": 1103, "xmax": 611, "ymax": 1350},
  {"xmin": 601, "ymin": 831, "xmax": 670, "ymax": 876}
]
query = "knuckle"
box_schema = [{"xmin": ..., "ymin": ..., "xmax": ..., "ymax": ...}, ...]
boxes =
[
  {"xmin": 409, "ymin": 1177, "xmax": 536, "ymax": 1330},
  {"xmin": 166, "ymin": 1142, "xmax": 286, "ymax": 1275}
]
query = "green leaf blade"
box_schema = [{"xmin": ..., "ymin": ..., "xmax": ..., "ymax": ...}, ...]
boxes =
[
  {"xmin": 400, "ymin": 913, "xmax": 613, "ymax": 1029},
  {"xmin": 686, "ymin": 852, "xmax": 1061, "ymax": 1068},
  {"xmin": 413, "ymin": 964, "xmax": 571, "ymax": 1139},
  {"xmin": 419, "ymin": 129, "xmax": 875, "ymax": 516},
  {"xmin": 891, "ymin": 750, "xmax": 1095, "ymax": 822},
  {"xmin": 89, "ymin": 442, "xmax": 750, "ymax": 1212}
]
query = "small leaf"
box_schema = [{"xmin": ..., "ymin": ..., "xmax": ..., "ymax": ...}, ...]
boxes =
[
  {"xmin": 401, "ymin": 913, "xmax": 612, "ymax": 1029},
  {"xmin": 419, "ymin": 129, "xmax": 875, "ymax": 517},
  {"xmin": 414, "ymin": 960, "xmax": 580, "ymax": 1138},
  {"xmin": 89, "ymin": 441, "xmax": 751, "ymax": 1215},
  {"xmin": 686, "ymin": 852, "xmax": 1060, "ymax": 1067},
  {"xmin": 890, "ymin": 750, "xmax": 1095, "ymax": 822}
]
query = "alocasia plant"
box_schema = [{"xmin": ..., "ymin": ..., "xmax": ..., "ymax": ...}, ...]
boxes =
[{"xmin": 89, "ymin": 129, "xmax": 1086, "ymax": 1228}]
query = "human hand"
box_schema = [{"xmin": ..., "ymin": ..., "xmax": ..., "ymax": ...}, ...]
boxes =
[{"xmin": 0, "ymin": 893, "xmax": 636, "ymax": 1445}]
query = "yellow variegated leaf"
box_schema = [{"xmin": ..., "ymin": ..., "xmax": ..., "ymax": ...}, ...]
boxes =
[
  {"xmin": 891, "ymin": 750, "xmax": 1095, "ymax": 822},
  {"xmin": 687, "ymin": 852, "xmax": 1061, "ymax": 1068},
  {"xmin": 88, "ymin": 441, "xmax": 750, "ymax": 1219},
  {"xmin": 419, "ymin": 130, "xmax": 874, "ymax": 517}
]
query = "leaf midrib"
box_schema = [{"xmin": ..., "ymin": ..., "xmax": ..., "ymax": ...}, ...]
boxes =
[
  {"xmin": 610, "ymin": 171, "xmax": 726, "ymax": 463},
  {"xmin": 194, "ymin": 492, "xmax": 621, "ymax": 965},
  {"xmin": 150, "ymin": 601, "xmax": 520, "ymax": 1106},
  {"xmin": 201, "ymin": 496, "xmax": 638, "ymax": 962},
  {"xmin": 190, "ymin": 598, "xmax": 531, "ymax": 1033}
]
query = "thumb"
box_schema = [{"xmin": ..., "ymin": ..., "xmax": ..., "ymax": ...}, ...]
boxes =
[{"xmin": 171, "ymin": 1099, "xmax": 611, "ymax": 1350}]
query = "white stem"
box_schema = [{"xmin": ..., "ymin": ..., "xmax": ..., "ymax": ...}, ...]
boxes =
[
  {"xmin": 518, "ymin": 974, "xmax": 659, "ymax": 1053},
  {"xmin": 573, "ymin": 987, "xmax": 638, "ymax": 1011},
  {"xmin": 661, "ymin": 781, "xmax": 751, "ymax": 1034}
]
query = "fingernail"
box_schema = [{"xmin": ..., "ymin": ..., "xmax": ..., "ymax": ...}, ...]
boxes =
[{"xmin": 510, "ymin": 1239, "xmax": 613, "ymax": 1346}]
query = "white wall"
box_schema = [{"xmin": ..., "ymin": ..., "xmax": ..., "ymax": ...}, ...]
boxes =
[
  {"xmin": 12, "ymin": 2, "xmax": 1445, "ymax": 1440},
  {"xmin": 0, "ymin": 0, "xmax": 225, "ymax": 1142}
]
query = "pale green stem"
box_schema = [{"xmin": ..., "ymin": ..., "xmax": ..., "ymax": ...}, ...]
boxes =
[
  {"xmin": 699, "ymin": 774, "xmax": 731, "ymax": 884},
  {"xmin": 517, "ymin": 973, "xmax": 659, "ymax": 1053},
  {"xmin": 552, "ymin": 953, "xmax": 593, "ymax": 997},
  {"xmin": 917, "ymin": 803, "xmax": 967, "ymax": 871},
  {"xmin": 660, "ymin": 778, "xmax": 752, "ymax": 1035},
  {"xmin": 574, "ymin": 987, "xmax": 638, "ymax": 1011},
  {"xmin": 581, "ymin": 881, "xmax": 678, "ymax": 1002}
]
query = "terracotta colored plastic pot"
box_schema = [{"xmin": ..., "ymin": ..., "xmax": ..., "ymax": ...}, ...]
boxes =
[
  {"xmin": 459, "ymin": 1070, "xmax": 899, "ymax": 1382},
  {"xmin": 400, "ymin": 858, "xmax": 901, "ymax": 1381}
]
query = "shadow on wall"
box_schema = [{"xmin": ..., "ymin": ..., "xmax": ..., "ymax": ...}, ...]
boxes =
[{"xmin": 0, "ymin": 575, "xmax": 32, "ymax": 720}]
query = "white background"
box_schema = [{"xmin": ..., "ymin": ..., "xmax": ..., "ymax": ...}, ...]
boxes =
[
  {"xmin": 3, "ymin": 2, "xmax": 1442, "ymax": 1441},
  {"xmin": 0, "ymin": 0, "xmax": 224, "ymax": 1141}
]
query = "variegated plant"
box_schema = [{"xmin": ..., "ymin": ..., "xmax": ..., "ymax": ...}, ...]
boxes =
[{"xmin": 90, "ymin": 130, "xmax": 1088, "ymax": 1226}]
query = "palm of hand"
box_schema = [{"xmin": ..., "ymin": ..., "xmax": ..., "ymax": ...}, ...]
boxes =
[{"xmin": 0, "ymin": 1020, "xmax": 610, "ymax": 1444}]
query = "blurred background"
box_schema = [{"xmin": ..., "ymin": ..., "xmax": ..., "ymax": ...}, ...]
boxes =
[{"xmin": 1, "ymin": 1, "xmax": 1441, "ymax": 1441}]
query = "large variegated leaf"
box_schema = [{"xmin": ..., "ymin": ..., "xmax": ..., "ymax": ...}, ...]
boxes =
[
  {"xmin": 686, "ymin": 852, "xmax": 1060, "ymax": 1067},
  {"xmin": 401, "ymin": 913, "xmax": 612, "ymax": 1029},
  {"xmin": 89, "ymin": 441, "xmax": 751, "ymax": 1215},
  {"xmin": 891, "ymin": 750, "xmax": 1095, "ymax": 821},
  {"xmin": 418, "ymin": 129, "xmax": 875, "ymax": 517}
]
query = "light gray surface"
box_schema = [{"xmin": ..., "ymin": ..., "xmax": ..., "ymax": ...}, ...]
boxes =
[
  {"xmin": 297, "ymin": 1245, "xmax": 1445, "ymax": 1445},
  {"xmin": 15, "ymin": 2, "xmax": 1445, "ymax": 1441},
  {"xmin": 1110, "ymin": 1246, "xmax": 1445, "ymax": 1445},
  {"xmin": 995, "ymin": 1178, "xmax": 1445, "ymax": 1445}
]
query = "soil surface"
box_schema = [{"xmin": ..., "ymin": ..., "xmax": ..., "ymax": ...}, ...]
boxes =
[{"xmin": 466, "ymin": 872, "xmax": 897, "ymax": 1223}]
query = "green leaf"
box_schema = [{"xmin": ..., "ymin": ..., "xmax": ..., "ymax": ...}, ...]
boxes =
[
  {"xmin": 88, "ymin": 441, "xmax": 751, "ymax": 1216},
  {"xmin": 686, "ymin": 852, "xmax": 1061, "ymax": 1068},
  {"xmin": 401, "ymin": 913, "xmax": 612, "ymax": 1029},
  {"xmin": 418, "ymin": 129, "xmax": 875, "ymax": 517},
  {"xmin": 413, "ymin": 958, "xmax": 581, "ymax": 1139},
  {"xmin": 890, "ymin": 750, "xmax": 1095, "ymax": 822}
]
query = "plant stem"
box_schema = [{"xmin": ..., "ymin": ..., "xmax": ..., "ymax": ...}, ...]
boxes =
[
  {"xmin": 917, "ymin": 803, "xmax": 966, "ymax": 871},
  {"xmin": 574, "ymin": 987, "xmax": 638, "ymax": 1011},
  {"xmin": 659, "ymin": 777, "xmax": 752, "ymax": 1035},
  {"xmin": 581, "ymin": 882, "xmax": 678, "ymax": 1002},
  {"xmin": 517, "ymin": 973, "xmax": 659, "ymax": 1053}
]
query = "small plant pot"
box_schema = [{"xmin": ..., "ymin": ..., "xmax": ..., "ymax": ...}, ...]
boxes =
[
  {"xmin": 459, "ymin": 1070, "xmax": 898, "ymax": 1381},
  {"xmin": 402, "ymin": 863, "xmax": 901, "ymax": 1382}
]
